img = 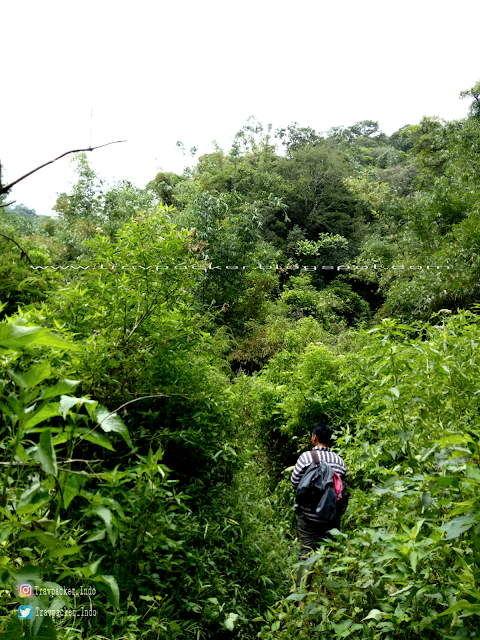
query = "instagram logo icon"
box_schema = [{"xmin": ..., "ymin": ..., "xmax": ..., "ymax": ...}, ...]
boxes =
[{"xmin": 18, "ymin": 583, "xmax": 33, "ymax": 598}]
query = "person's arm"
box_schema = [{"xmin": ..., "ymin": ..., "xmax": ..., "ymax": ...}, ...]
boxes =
[{"xmin": 291, "ymin": 453, "xmax": 309, "ymax": 489}]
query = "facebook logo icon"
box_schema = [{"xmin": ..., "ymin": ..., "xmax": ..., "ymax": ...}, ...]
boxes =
[{"xmin": 18, "ymin": 605, "xmax": 33, "ymax": 620}]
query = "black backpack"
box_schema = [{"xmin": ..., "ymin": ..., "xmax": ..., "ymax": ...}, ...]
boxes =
[{"xmin": 295, "ymin": 450, "xmax": 349, "ymax": 521}]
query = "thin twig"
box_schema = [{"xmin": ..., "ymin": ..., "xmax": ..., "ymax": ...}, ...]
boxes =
[
  {"xmin": 57, "ymin": 467, "xmax": 103, "ymax": 477},
  {"xmin": 99, "ymin": 394, "xmax": 170, "ymax": 422},
  {"xmin": 0, "ymin": 231, "xmax": 34, "ymax": 266},
  {"xmin": 0, "ymin": 141, "xmax": 126, "ymax": 196},
  {"xmin": 69, "ymin": 394, "xmax": 171, "ymax": 455},
  {"xmin": 0, "ymin": 200, "xmax": 15, "ymax": 208}
]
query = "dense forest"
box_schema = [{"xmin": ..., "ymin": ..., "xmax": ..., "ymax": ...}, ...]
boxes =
[{"xmin": 1, "ymin": 79, "xmax": 479, "ymax": 640}]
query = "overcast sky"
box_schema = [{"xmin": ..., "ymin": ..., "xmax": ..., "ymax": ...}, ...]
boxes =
[{"xmin": 2, "ymin": 0, "xmax": 478, "ymax": 216}]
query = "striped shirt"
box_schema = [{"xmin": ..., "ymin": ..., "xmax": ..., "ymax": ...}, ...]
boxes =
[{"xmin": 291, "ymin": 446, "xmax": 348, "ymax": 522}]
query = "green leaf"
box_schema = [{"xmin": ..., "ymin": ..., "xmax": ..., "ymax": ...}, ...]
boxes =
[
  {"xmin": 437, "ymin": 476, "xmax": 459, "ymax": 488},
  {"xmin": 225, "ymin": 613, "xmax": 239, "ymax": 631},
  {"xmin": 24, "ymin": 403, "xmax": 60, "ymax": 430},
  {"xmin": 409, "ymin": 550, "xmax": 418, "ymax": 573},
  {"xmin": 388, "ymin": 386, "xmax": 400, "ymax": 398},
  {"xmin": 0, "ymin": 614, "xmax": 25, "ymax": 640},
  {"xmin": 12, "ymin": 565, "xmax": 43, "ymax": 588},
  {"xmin": 7, "ymin": 369, "xmax": 28, "ymax": 390},
  {"xmin": 0, "ymin": 400, "xmax": 14, "ymax": 419},
  {"xmin": 47, "ymin": 545, "xmax": 83, "ymax": 558},
  {"xmin": 42, "ymin": 380, "xmax": 80, "ymax": 401},
  {"xmin": 92, "ymin": 506, "xmax": 117, "ymax": 546},
  {"xmin": 92, "ymin": 574, "xmax": 120, "ymax": 608},
  {"xmin": 363, "ymin": 609, "xmax": 384, "ymax": 621},
  {"xmin": 437, "ymin": 599, "xmax": 480, "ymax": 617},
  {"xmin": 15, "ymin": 443, "xmax": 29, "ymax": 463},
  {"xmin": 440, "ymin": 515, "xmax": 475, "ymax": 540},
  {"xmin": 0, "ymin": 608, "xmax": 56, "ymax": 640},
  {"xmin": 22, "ymin": 363, "xmax": 52, "ymax": 391},
  {"xmin": 16, "ymin": 485, "xmax": 50, "ymax": 516},
  {"xmin": 465, "ymin": 465, "xmax": 480, "ymax": 482},
  {"xmin": 63, "ymin": 473, "xmax": 85, "ymax": 509},
  {"xmin": 31, "ymin": 430, "xmax": 57, "ymax": 476},
  {"xmin": 75, "ymin": 427, "xmax": 114, "ymax": 451},
  {"xmin": 0, "ymin": 527, "xmax": 13, "ymax": 544},
  {"xmin": 83, "ymin": 529, "xmax": 106, "ymax": 542},
  {"xmin": 32, "ymin": 602, "xmax": 57, "ymax": 639},
  {"xmin": 96, "ymin": 406, "xmax": 132, "ymax": 448},
  {"xmin": 18, "ymin": 531, "xmax": 59, "ymax": 548},
  {"xmin": 35, "ymin": 615, "xmax": 58, "ymax": 640},
  {"xmin": 285, "ymin": 592, "xmax": 306, "ymax": 601},
  {"xmin": 58, "ymin": 396, "xmax": 95, "ymax": 419},
  {"xmin": 0, "ymin": 323, "xmax": 78, "ymax": 352},
  {"xmin": 421, "ymin": 492, "xmax": 432, "ymax": 513}
]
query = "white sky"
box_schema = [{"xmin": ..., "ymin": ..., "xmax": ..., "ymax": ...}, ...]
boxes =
[{"xmin": 2, "ymin": 0, "xmax": 478, "ymax": 216}]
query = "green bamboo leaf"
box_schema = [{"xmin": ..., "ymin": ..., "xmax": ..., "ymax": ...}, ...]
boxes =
[{"xmin": 436, "ymin": 599, "xmax": 480, "ymax": 617}]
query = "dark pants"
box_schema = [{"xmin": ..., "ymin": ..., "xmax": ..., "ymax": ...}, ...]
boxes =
[{"xmin": 296, "ymin": 514, "xmax": 341, "ymax": 588}]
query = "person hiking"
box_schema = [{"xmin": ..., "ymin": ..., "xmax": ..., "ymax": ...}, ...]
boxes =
[{"xmin": 291, "ymin": 422, "xmax": 348, "ymax": 589}]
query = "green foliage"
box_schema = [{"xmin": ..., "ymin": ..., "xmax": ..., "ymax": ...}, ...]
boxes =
[
  {"xmin": 459, "ymin": 79, "xmax": 480, "ymax": 119},
  {"xmin": 4, "ymin": 81, "xmax": 480, "ymax": 639},
  {"xmin": 250, "ymin": 314, "xmax": 480, "ymax": 639}
]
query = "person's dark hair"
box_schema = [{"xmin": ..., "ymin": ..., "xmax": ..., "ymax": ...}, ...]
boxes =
[{"xmin": 312, "ymin": 422, "xmax": 332, "ymax": 445}]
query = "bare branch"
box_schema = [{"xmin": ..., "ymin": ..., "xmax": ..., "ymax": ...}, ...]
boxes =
[
  {"xmin": 0, "ymin": 231, "xmax": 34, "ymax": 266},
  {"xmin": 0, "ymin": 201, "xmax": 15, "ymax": 209},
  {"xmin": 98, "ymin": 394, "xmax": 170, "ymax": 423},
  {"xmin": 0, "ymin": 140, "xmax": 127, "ymax": 196}
]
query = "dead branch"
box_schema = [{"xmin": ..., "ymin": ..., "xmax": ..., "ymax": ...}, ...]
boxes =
[
  {"xmin": 0, "ymin": 201, "xmax": 15, "ymax": 209},
  {"xmin": 0, "ymin": 140, "xmax": 126, "ymax": 196},
  {"xmin": 0, "ymin": 231, "xmax": 34, "ymax": 266}
]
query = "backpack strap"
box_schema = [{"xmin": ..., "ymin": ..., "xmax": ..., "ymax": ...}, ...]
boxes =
[{"xmin": 311, "ymin": 449, "xmax": 320, "ymax": 466}]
